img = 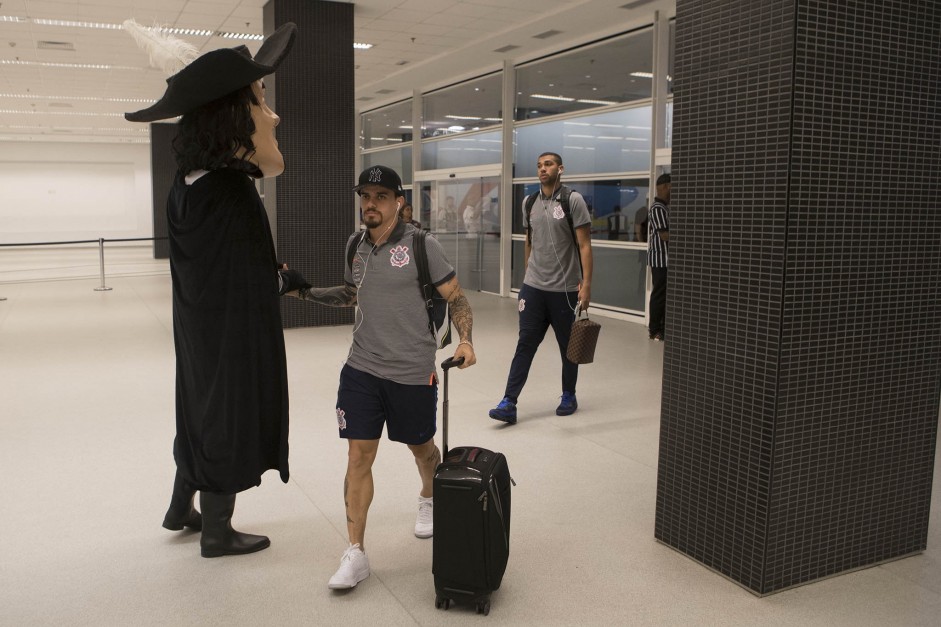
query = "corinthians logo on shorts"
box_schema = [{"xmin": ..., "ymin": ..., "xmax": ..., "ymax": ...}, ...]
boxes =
[{"xmin": 390, "ymin": 245, "xmax": 410, "ymax": 268}]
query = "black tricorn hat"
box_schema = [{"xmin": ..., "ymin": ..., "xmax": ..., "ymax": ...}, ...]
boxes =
[{"xmin": 125, "ymin": 23, "xmax": 297, "ymax": 123}]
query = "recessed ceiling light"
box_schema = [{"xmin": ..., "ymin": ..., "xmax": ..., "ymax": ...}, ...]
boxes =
[{"xmin": 354, "ymin": 42, "xmax": 374, "ymax": 49}]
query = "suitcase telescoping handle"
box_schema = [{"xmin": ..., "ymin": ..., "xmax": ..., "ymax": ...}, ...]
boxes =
[{"xmin": 440, "ymin": 356, "xmax": 465, "ymax": 458}]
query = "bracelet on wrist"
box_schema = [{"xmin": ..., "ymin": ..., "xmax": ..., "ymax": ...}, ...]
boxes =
[{"xmin": 459, "ymin": 339, "xmax": 473, "ymax": 348}]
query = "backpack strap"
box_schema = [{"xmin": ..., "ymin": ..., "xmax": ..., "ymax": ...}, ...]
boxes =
[
  {"xmin": 346, "ymin": 230, "xmax": 366, "ymax": 276},
  {"xmin": 413, "ymin": 229, "xmax": 435, "ymax": 313},
  {"xmin": 524, "ymin": 192, "xmax": 538, "ymax": 246}
]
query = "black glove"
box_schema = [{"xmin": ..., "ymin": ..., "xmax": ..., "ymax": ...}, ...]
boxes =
[{"xmin": 278, "ymin": 268, "xmax": 312, "ymax": 296}]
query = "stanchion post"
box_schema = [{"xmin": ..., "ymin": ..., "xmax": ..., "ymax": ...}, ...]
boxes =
[{"xmin": 93, "ymin": 237, "xmax": 113, "ymax": 292}]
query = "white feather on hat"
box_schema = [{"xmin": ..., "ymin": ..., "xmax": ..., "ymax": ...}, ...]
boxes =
[{"xmin": 123, "ymin": 19, "xmax": 200, "ymax": 77}]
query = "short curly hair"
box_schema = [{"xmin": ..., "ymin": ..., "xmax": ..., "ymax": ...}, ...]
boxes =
[{"xmin": 172, "ymin": 83, "xmax": 262, "ymax": 177}]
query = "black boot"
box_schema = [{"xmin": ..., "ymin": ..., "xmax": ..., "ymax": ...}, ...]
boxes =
[
  {"xmin": 199, "ymin": 492, "xmax": 270, "ymax": 558},
  {"xmin": 162, "ymin": 470, "xmax": 202, "ymax": 531}
]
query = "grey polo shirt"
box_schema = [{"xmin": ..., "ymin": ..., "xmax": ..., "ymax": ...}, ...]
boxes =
[
  {"xmin": 523, "ymin": 187, "xmax": 591, "ymax": 292},
  {"xmin": 344, "ymin": 223, "xmax": 455, "ymax": 385}
]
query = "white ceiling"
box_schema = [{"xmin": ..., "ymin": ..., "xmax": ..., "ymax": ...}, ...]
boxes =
[{"xmin": 0, "ymin": 0, "xmax": 673, "ymax": 144}]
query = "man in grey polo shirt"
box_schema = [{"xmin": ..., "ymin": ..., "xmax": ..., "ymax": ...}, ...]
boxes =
[
  {"xmin": 290, "ymin": 165, "xmax": 476, "ymax": 591},
  {"xmin": 489, "ymin": 151, "xmax": 593, "ymax": 424}
]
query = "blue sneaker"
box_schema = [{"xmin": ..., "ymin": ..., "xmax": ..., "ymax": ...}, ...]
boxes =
[
  {"xmin": 556, "ymin": 392, "xmax": 578, "ymax": 416},
  {"xmin": 489, "ymin": 397, "xmax": 517, "ymax": 424}
]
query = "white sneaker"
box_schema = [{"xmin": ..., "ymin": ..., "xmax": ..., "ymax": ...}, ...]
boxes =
[
  {"xmin": 327, "ymin": 543, "xmax": 370, "ymax": 590},
  {"xmin": 415, "ymin": 496, "xmax": 433, "ymax": 538}
]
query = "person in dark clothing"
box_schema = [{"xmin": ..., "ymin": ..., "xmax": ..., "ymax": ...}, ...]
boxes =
[
  {"xmin": 647, "ymin": 173, "xmax": 671, "ymax": 341},
  {"xmin": 124, "ymin": 20, "xmax": 298, "ymax": 558}
]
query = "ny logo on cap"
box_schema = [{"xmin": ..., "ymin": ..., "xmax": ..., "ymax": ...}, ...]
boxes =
[{"xmin": 368, "ymin": 168, "xmax": 383, "ymax": 183}]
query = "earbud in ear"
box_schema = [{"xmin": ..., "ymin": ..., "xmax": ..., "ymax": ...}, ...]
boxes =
[{"xmin": 397, "ymin": 202, "xmax": 402, "ymax": 210}]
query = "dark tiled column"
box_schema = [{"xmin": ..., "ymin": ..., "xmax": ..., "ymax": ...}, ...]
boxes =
[
  {"xmin": 656, "ymin": 0, "xmax": 941, "ymax": 595},
  {"xmin": 149, "ymin": 123, "xmax": 176, "ymax": 259},
  {"xmin": 265, "ymin": 0, "xmax": 355, "ymax": 328}
]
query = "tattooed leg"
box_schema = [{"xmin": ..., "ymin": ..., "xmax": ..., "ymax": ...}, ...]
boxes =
[{"xmin": 408, "ymin": 439, "xmax": 441, "ymax": 498}]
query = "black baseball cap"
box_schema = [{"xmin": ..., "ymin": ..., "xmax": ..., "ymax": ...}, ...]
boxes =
[
  {"xmin": 354, "ymin": 165, "xmax": 404, "ymax": 196},
  {"xmin": 656, "ymin": 172, "xmax": 671, "ymax": 186}
]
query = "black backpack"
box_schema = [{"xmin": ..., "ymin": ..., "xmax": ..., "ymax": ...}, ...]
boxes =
[{"xmin": 346, "ymin": 229, "xmax": 452, "ymax": 349}]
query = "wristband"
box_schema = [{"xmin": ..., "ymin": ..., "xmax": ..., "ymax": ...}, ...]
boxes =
[{"xmin": 459, "ymin": 340, "xmax": 473, "ymax": 349}]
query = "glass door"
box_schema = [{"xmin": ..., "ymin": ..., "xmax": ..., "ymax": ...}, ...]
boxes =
[{"xmin": 416, "ymin": 168, "xmax": 502, "ymax": 294}]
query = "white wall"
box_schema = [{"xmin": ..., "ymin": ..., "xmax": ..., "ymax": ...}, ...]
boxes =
[{"xmin": 0, "ymin": 141, "xmax": 153, "ymax": 245}]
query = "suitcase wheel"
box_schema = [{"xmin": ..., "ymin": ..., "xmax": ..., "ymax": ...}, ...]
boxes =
[
  {"xmin": 435, "ymin": 595, "xmax": 451, "ymax": 610},
  {"xmin": 476, "ymin": 600, "xmax": 491, "ymax": 616}
]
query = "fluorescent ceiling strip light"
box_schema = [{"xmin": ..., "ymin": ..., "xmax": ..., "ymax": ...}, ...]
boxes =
[
  {"xmin": 445, "ymin": 115, "xmax": 482, "ymax": 120},
  {"xmin": 531, "ymin": 94, "xmax": 575, "ymax": 102},
  {"xmin": 576, "ymin": 98, "xmax": 618, "ymax": 105},
  {"xmin": 0, "ymin": 93, "xmax": 152, "ymax": 103},
  {"xmin": 3, "ymin": 15, "xmax": 348, "ymax": 46},
  {"xmin": 33, "ymin": 19, "xmax": 121, "ymax": 29},
  {"xmin": 0, "ymin": 109, "xmax": 125, "ymax": 117},
  {"xmin": 354, "ymin": 42, "xmax": 374, "ymax": 49},
  {"xmin": 630, "ymin": 71, "xmax": 654, "ymax": 78},
  {"xmin": 221, "ymin": 32, "xmax": 263, "ymax": 40},
  {"xmin": 483, "ymin": 117, "xmax": 503, "ymax": 122},
  {"xmin": 0, "ymin": 60, "xmax": 140, "ymax": 70}
]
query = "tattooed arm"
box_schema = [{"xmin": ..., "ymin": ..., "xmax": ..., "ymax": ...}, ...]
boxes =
[
  {"xmin": 436, "ymin": 276, "xmax": 476, "ymax": 368},
  {"xmin": 291, "ymin": 284, "xmax": 358, "ymax": 307}
]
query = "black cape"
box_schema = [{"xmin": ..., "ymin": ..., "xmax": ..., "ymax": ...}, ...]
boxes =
[{"xmin": 167, "ymin": 168, "xmax": 289, "ymax": 494}]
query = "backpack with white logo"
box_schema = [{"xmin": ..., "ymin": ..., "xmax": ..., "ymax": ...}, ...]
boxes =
[{"xmin": 346, "ymin": 229, "xmax": 452, "ymax": 349}]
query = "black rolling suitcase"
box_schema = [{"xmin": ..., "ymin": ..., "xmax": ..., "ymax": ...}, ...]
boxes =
[{"xmin": 433, "ymin": 357, "xmax": 512, "ymax": 616}]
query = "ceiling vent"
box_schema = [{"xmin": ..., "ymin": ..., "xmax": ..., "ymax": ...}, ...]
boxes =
[
  {"xmin": 494, "ymin": 44, "xmax": 520, "ymax": 53},
  {"xmin": 395, "ymin": 60, "xmax": 409, "ymax": 66},
  {"xmin": 619, "ymin": 0, "xmax": 654, "ymax": 9},
  {"xmin": 38, "ymin": 41, "xmax": 75, "ymax": 51},
  {"xmin": 532, "ymin": 30, "xmax": 563, "ymax": 40},
  {"xmin": 357, "ymin": 96, "xmax": 374, "ymax": 101},
  {"xmin": 376, "ymin": 89, "xmax": 395, "ymax": 94}
]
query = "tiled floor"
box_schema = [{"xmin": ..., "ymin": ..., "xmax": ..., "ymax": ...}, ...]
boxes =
[{"xmin": 1, "ymin": 247, "xmax": 939, "ymax": 626}]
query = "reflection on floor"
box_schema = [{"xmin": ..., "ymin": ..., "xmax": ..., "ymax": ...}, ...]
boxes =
[{"xmin": 1, "ymin": 248, "xmax": 939, "ymax": 626}]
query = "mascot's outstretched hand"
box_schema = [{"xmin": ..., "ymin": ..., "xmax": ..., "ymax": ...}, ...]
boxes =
[{"xmin": 278, "ymin": 268, "xmax": 311, "ymax": 296}]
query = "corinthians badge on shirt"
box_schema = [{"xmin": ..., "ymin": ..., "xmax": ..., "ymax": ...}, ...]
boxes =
[{"xmin": 390, "ymin": 245, "xmax": 410, "ymax": 268}]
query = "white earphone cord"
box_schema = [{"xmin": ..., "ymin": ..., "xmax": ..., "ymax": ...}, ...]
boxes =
[{"xmin": 349, "ymin": 216, "xmax": 398, "ymax": 342}]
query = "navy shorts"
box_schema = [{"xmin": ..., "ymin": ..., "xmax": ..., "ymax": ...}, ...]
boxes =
[{"xmin": 335, "ymin": 364, "xmax": 438, "ymax": 445}]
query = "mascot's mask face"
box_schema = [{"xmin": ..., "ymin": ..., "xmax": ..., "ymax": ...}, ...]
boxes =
[{"xmin": 246, "ymin": 80, "xmax": 284, "ymax": 178}]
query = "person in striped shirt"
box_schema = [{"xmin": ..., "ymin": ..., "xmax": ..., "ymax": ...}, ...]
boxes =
[{"xmin": 647, "ymin": 173, "xmax": 671, "ymax": 341}]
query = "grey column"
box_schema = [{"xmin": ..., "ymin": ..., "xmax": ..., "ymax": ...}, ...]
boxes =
[
  {"xmin": 149, "ymin": 122, "xmax": 176, "ymax": 259},
  {"xmin": 265, "ymin": 0, "xmax": 355, "ymax": 328},
  {"xmin": 656, "ymin": 0, "xmax": 941, "ymax": 595}
]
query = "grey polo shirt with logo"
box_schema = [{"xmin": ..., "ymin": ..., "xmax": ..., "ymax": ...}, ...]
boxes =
[
  {"xmin": 344, "ymin": 222, "xmax": 455, "ymax": 386},
  {"xmin": 523, "ymin": 187, "xmax": 591, "ymax": 292}
]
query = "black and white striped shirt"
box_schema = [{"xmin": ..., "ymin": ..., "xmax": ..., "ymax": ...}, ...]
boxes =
[{"xmin": 647, "ymin": 198, "xmax": 669, "ymax": 268}]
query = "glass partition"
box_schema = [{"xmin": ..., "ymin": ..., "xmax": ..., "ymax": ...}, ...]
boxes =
[
  {"xmin": 421, "ymin": 129, "xmax": 502, "ymax": 170},
  {"xmin": 362, "ymin": 146, "xmax": 413, "ymax": 185},
  {"xmin": 361, "ymin": 99, "xmax": 413, "ymax": 150},
  {"xmin": 515, "ymin": 28, "xmax": 653, "ymax": 121},
  {"xmin": 422, "ymin": 72, "xmax": 503, "ymax": 139},
  {"xmin": 514, "ymin": 105, "xmax": 652, "ymax": 177},
  {"xmin": 511, "ymin": 178, "xmax": 650, "ymax": 241},
  {"xmin": 511, "ymin": 239, "xmax": 646, "ymax": 313}
]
